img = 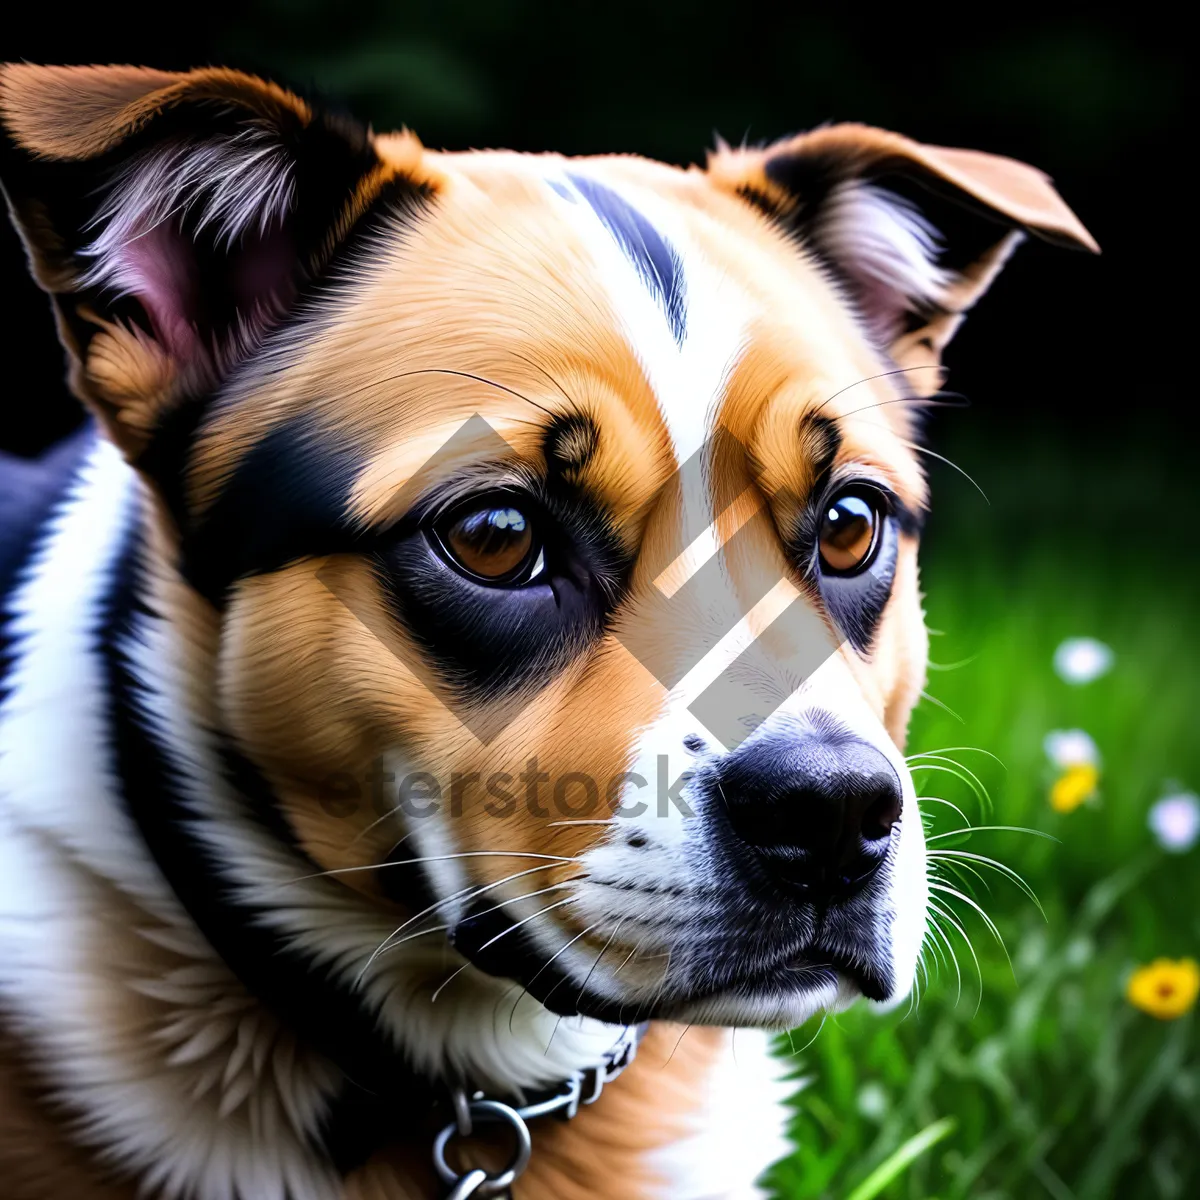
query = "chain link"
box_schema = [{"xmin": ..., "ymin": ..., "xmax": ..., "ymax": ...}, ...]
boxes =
[
  {"xmin": 434, "ymin": 1026, "xmax": 644, "ymax": 1198},
  {"xmin": 444, "ymin": 1168, "xmax": 491, "ymax": 1199}
]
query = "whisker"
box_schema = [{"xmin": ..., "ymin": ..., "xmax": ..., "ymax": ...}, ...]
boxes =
[
  {"xmin": 611, "ymin": 930, "xmax": 655, "ymax": 979},
  {"xmin": 370, "ymin": 880, "xmax": 583, "ymax": 973},
  {"xmin": 930, "ymin": 855, "xmax": 994, "ymax": 896},
  {"xmin": 522, "ymin": 919, "xmax": 607, "ymax": 1008},
  {"xmin": 907, "ymin": 746, "xmax": 1007, "ymax": 770},
  {"xmin": 356, "ymin": 862, "xmax": 569, "ymax": 983},
  {"xmin": 785, "ymin": 1012, "xmax": 829, "ymax": 1058},
  {"xmin": 340, "ymin": 366, "xmax": 557, "ymax": 419},
  {"xmin": 345, "ymin": 804, "xmax": 411, "ymax": 849},
  {"xmin": 929, "ymin": 882, "xmax": 1012, "ymax": 974},
  {"xmin": 925, "ymin": 911, "xmax": 962, "ymax": 1004},
  {"xmin": 364, "ymin": 923, "xmax": 451, "ymax": 955},
  {"xmin": 908, "ymin": 754, "xmax": 994, "ymax": 811},
  {"xmin": 926, "ymin": 654, "xmax": 980, "ymax": 672},
  {"xmin": 430, "ymin": 896, "xmax": 579, "ymax": 1005},
  {"xmin": 909, "ymin": 762, "xmax": 990, "ymax": 813},
  {"xmin": 507, "ymin": 351, "xmax": 580, "ymax": 410},
  {"xmin": 927, "ymin": 897, "xmax": 983, "ymax": 1016},
  {"xmin": 835, "ymin": 391, "xmax": 971, "ymax": 422},
  {"xmin": 928, "ymin": 849, "xmax": 1047, "ymax": 918},
  {"xmin": 811, "ymin": 365, "xmax": 945, "ymax": 419},
  {"xmin": 926, "ymin": 825, "xmax": 1056, "ymax": 844},
  {"xmin": 901, "ymin": 439, "xmax": 990, "ymax": 504},
  {"xmin": 663, "ymin": 1023, "xmax": 693, "ymax": 1067},
  {"xmin": 915, "ymin": 795, "xmax": 975, "ymax": 828},
  {"xmin": 918, "ymin": 690, "xmax": 965, "ymax": 724},
  {"xmin": 572, "ymin": 919, "xmax": 626, "ymax": 1017},
  {"xmin": 278, "ymin": 850, "xmax": 579, "ymax": 889}
]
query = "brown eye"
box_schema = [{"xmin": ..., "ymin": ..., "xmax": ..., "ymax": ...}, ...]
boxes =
[
  {"xmin": 818, "ymin": 491, "xmax": 881, "ymax": 574},
  {"xmin": 438, "ymin": 499, "xmax": 541, "ymax": 583}
]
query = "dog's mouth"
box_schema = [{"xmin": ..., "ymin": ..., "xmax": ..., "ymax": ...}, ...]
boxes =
[{"xmin": 450, "ymin": 900, "xmax": 893, "ymax": 1024}]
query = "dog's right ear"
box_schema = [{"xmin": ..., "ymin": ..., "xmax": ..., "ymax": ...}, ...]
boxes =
[{"xmin": 0, "ymin": 64, "xmax": 434, "ymax": 460}]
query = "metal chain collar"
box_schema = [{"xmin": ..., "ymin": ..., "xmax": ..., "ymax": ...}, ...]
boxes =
[{"xmin": 433, "ymin": 1026, "xmax": 643, "ymax": 1198}]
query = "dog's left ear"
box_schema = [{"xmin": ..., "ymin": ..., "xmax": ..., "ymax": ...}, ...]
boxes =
[
  {"xmin": 0, "ymin": 64, "xmax": 432, "ymax": 460},
  {"xmin": 707, "ymin": 124, "xmax": 1098, "ymax": 389}
]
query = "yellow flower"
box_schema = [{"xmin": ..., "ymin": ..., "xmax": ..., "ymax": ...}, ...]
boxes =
[
  {"xmin": 1126, "ymin": 958, "xmax": 1200, "ymax": 1019},
  {"xmin": 1049, "ymin": 763, "xmax": 1099, "ymax": 813}
]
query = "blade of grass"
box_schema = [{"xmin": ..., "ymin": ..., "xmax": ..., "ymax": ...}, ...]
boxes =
[{"xmin": 844, "ymin": 1117, "xmax": 957, "ymax": 1200}]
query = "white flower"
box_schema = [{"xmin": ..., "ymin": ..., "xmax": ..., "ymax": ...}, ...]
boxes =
[
  {"xmin": 856, "ymin": 1081, "xmax": 888, "ymax": 1120},
  {"xmin": 1044, "ymin": 729, "xmax": 1100, "ymax": 769},
  {"xmin": 1053, "ymin": 637, "xmax": 1114, "ymax": 684},
  {"xmin": 1148, "ymin": 792, "xmax": 1200, "ymax": 853}
]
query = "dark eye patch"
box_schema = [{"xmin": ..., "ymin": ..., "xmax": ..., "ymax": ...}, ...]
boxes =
[{"xmin": 376, "ymin": 477, "xmax": 630, "ymax": 698}]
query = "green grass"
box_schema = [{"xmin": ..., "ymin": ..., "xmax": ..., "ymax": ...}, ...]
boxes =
[{"xmin": 768, "ymin": 431, "xmax": 1200, "ymax": 1200}]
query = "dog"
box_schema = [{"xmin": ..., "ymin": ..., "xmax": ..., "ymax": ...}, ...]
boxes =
[{"xmin": 0, "ymin": 64, "xmax": 1095, "ymax": 1200}]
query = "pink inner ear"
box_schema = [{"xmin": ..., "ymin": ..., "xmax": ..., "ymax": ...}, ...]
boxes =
[
  {"xmin": 818, "ymin": 182, "xmax": 953, "ymax": 343},
  {"xmin": 120, "ymin": 220, "xmax": 205, "ymax": 364},
  {"xmin": 119, "ymin": 218, "xmax": 299, "ymax": 369},
  {"xmin": 95, "ymin": 217, "xmax": 298, "ymax": 374},
  {"xmin": 230, "ymin": 224, "xmax": 297, "ymax": 325}
]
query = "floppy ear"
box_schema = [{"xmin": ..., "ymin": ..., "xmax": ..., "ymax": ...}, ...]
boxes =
[
  {"xmin": 0, "ymin": 64, "xmax": 430, "ymax": 458},
  {"xmin": 707, "ymin": 123, "xmax": 1098, "ymax": 389}
]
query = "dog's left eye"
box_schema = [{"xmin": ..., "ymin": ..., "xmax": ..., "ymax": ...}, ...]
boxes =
[
  {"xmin": 433, "ymin": 496, "xmax": 545, "ymax": 585},
  {"xmin": 818, "ymin": 490, "xmax": 882, "ymax": 575},
  {"xmin": 805, "ymin": 483, "xmax": 898, "ymax": 654}
]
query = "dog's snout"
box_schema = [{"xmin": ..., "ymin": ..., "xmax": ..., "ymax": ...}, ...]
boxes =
[{"xmin": 717, "ymin": 728, "xmax": 902, "ymax": 899}]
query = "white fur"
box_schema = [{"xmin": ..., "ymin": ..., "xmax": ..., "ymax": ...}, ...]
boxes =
[
  {"xmin": 549, "ymin": 169, "xmax": 751, "ymax": 466},
  {"xmin": 82, "ymin": 130, "xmax": 295, "ymax": 298},
  {"xmin": 651, "ymin": 1030, "xmax": 796, "ymax": 1199},
  {"xmin": 544, "ymin": 175, "xmax": 929, "ymax": 1030},
  {"xmin": 817, "ymin": 180, "xmax": 953, "ymax": 339},
  {"xmin": 0, "ymin": 439, "xmax": 341, "ymax": 1200}
]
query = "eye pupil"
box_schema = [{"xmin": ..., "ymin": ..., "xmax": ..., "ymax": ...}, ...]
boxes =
[
  {"xmin": 819, "ymin": 492, "xmax": 880, "ymax": 574},
  {"xmin": 441, "ymin": 500, "xmax": 537, "ymax": 582}
]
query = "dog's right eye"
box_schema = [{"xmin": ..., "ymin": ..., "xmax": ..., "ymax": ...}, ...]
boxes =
[
  {"xmin": 433, "ymin": 497, "xmax": 545, "ymax": 585},
  {"xmin": 378, "ymin": 484, "xmax": 628, "ymax": 696}
]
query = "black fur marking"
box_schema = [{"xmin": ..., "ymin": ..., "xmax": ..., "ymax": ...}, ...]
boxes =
[
  {"xmin": 317, "ymin": 172, "xmax": 435, "ymax": 285},
  {"xmin": 567, "ymin": 173, "xmax": 687, "ymax": 344},
  {"xmin": 96, "ymin": 520, "xmax": 440, "ymax": 1171},
  {"xmin": 805, "ymin": 413, "xmax": 842, "ymax": 487},
  {"xmin": 377, "ymin": 480, "xmax": 630, "ymax": 703},
  {"xmin": 180, "ymin": 415, "xmax": 366, "ymax": 604},
  {"xmin": 136, "ymin": 392, "xmax": 210, "ymax": 531},
  {"xmin": 0, "ymin": 424, "xmax": 95, "ymax": 704},
  {"xmin": 545, "ymin": 413, "xmax": 600, "ymax": 477}
]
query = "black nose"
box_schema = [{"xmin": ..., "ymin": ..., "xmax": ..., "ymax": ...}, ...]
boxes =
[{"xmin": 716, "ymin": 726, "xmax": 902, "ymax": 900}]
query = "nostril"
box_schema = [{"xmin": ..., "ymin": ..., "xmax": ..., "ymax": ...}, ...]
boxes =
[{"xmin": 861, "ymin": 789, "xmax": 902, "ymax": 841}]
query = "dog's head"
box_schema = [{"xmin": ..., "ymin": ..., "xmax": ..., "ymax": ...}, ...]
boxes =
[{"xmin": 1, "ymin": 66, "xmax": 1095, "ymax": 1038}]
